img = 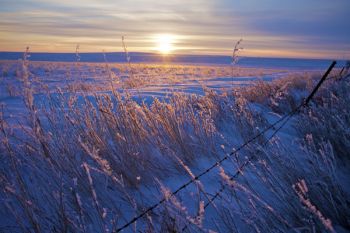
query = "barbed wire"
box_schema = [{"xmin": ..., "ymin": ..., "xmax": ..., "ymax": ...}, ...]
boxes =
[
  {"xmin": 116, "ymin": 61, "xmax": 336, "ymax": 232},
  {"xmin": 181, "ymin": 60, "xmax": 337, "ymax": 232},
  {"xmin": 181, "ymin": 104, "xmax": 299, "ymax": 232}
]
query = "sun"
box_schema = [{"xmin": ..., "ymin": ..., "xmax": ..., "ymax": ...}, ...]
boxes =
[{"xmin": 155, "ymin": 34, "xmax": 175, "ymax": 55}]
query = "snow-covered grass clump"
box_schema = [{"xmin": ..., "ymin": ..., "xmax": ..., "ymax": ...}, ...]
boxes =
[{"xmin": 0, "ymin": 59, "xmax": 349, "ymax": 232}]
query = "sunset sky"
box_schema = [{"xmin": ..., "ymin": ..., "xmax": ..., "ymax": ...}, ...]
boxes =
[{"xmin": 0, "ymin": 0, "xmax": 349, "ymax": 59}]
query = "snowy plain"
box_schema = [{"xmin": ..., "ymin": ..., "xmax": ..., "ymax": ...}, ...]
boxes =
[{"xmin": 0, "ymin": 56, "xmax": 349, "ymax": 232}]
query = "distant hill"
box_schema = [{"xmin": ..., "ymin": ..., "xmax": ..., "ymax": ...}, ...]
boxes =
[{"xmin": 0, "ymin": 52, "xmax": 341, "ymax": 70}]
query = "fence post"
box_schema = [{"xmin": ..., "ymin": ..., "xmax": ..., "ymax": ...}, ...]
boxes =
[{"xmin": 304, "ymin": 61, "xmax": 336, "ymax": 106}]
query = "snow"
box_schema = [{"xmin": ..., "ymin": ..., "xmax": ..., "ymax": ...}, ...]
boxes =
[{"xmin": 0, "ymin": 58, "xmax": 348, "ymax": 232}]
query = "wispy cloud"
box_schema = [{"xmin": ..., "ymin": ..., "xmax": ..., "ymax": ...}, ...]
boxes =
[{"xmin": 0, "ymin": 0, "xmax": 349, "ymax": 58}]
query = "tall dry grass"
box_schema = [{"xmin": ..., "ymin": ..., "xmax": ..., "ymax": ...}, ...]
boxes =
[{"xmin": 0, "ymin": 55, "xmax": 349, "ymax": 232}]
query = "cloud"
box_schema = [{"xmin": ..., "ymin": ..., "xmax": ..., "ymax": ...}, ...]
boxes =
[{"xmin": 0, "ymin": 0, "xmax": 349, "ymax": 58}]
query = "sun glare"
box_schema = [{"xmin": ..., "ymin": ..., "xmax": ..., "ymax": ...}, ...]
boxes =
[{"xmin": 155, "ymin": 34, "xmax": 175, "ymax": 55}]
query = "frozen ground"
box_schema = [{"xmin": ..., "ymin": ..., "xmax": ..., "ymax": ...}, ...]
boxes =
[
  {"xmin": 0, "ymin": 60, "xmax": 313, "ymax": 127},
  {"xmin": 0, "ymin": 60, "xmax": 316, "ymax": 106},
  {"xmin": 0, "ymin": 61, "xmax": 274, "ymax": 117},
  {"xmin": 0, "ymin": 59, "xmax": 349, "ymax": 232}
]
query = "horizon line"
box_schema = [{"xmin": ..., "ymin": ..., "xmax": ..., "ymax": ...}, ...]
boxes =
[{"xmin": 0, "ymin": 51, "xmax": 346, "ymax": 61}]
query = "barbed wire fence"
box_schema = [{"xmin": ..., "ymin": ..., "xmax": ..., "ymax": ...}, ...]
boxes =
[{"xmin": 116, "ymin": 61, "xmax": 337, "ymax": 232}]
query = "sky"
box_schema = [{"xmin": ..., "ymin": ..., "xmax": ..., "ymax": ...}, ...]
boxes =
[{"xmin": 0, "ymin": 0, "xmax": 349, "ymax": 59}]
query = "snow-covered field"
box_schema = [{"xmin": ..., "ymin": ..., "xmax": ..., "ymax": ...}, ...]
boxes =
[{"xmin": 0, "ymin": 59, "xmax": 349, "ymax": 232}]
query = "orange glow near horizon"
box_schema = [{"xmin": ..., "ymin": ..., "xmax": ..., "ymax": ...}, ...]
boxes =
[{"xmin": 0, "ymin": 0, "xmax": 349, "ymax": 60}]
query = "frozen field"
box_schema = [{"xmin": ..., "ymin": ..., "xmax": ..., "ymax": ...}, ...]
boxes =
[
  {"xmin": 0, "ymin": 60, "xmax": 320, "ymax": 101},
  {"xmin": 0, "ymin": 60, "xmax": 318, "ymax": 125},
  {"xmin": 0, "ymin": 58, "xmax": 349, "ymax": 232}
]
